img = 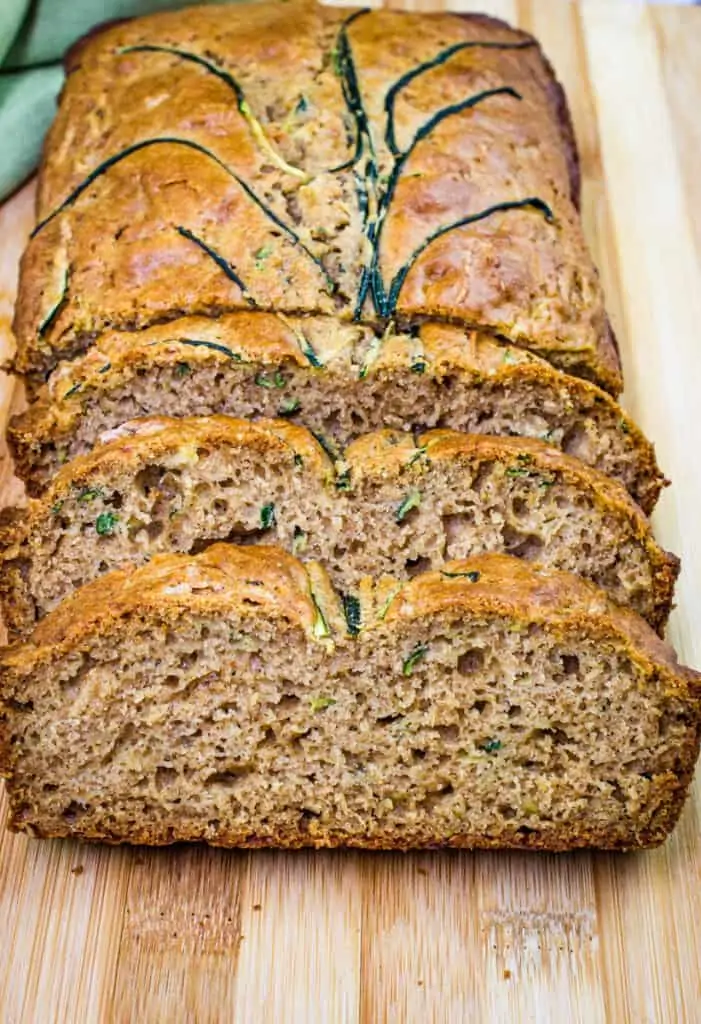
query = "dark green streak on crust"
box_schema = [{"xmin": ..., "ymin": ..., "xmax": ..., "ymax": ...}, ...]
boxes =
[
  {"xmin": 119, "ymin": 44, "xmax": 245, "ymax": 102},
  {"xmin": 176, "ymin": 225, "xmax": 255, "ymax": 303},
  {"xmin": 30, "ymin": 137, "xmax": 334, "ymax": 292},
  {"xmin": 117, "ymin": 44, "xmax": 306, "ymax": 180},
  {"xmin": 176, "ymin": 338, "xmax": 245, "ymax": 360},
  {"xmin": 403, "ymin": 87, "xmax": 522, "ymax": 161},
  {"xmin": 370, "ymin": 86, "xmax": 523, "ymax": 315},
  {"xmin": 384, "ymin": 38, "xmax": 536, "ymax": 156},
  {"xmin": 385, "ymin": 197, "xmax": 554, "ymax": 315},
  {"xmin": 38, "ymin": 266, "xmax": 70, "ymax": 336},
  {"xmin": 299, "ymin": 334, "xmax": 323, "ymax": 368},
  {"xmin": 330, "ymin": 11, "xmax": 372, "ymax": 169},
  {"xmin": 329, "ymin": 10, "xmax": 379, "ymax": 319}
]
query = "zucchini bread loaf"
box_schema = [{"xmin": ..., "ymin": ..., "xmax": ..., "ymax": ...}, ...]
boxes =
[
  {"xmin": 1, "ymin": 547, "xmax": 698, "ymax": 849},
  {"xmin": 2, "ymin": 1, "xmax": 696, "ymax": 851},
  {"xmin": 0, "ymin": 416, "xmax": 677, "ymax": 637}
]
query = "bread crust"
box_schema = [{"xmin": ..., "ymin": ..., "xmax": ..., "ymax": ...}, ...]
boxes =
[
  {"xmin": 6, "ymin": 314, "xmax": 663, "ymax": 510},
  {"xmin": 1, "ymin": 548, "xmax": 698, "ymax": 849},
  {"xmin": 12, "ymin": 1, "xmax": 621, "ymax": 393},
  {"xmin": 1, "ymin": 545, "xmax": 324, "ymax": 669}
]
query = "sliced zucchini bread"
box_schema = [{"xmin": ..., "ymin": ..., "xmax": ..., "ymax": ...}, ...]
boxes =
[
  {"xmin": 9, "ymin": 315, "xmax": 662, "ymax": 510},
  {"xmin": 0, "ymin": 416, "xmax": 677, "ymax": 638},
  {"xmin": 1, "ymin": 547, "xmax": 698, "ymax": 850}
]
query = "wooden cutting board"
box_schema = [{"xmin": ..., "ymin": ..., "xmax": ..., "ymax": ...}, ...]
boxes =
[{"xmin": 1, "ymin": 1, "xmax": 700, "ymax": 1020}]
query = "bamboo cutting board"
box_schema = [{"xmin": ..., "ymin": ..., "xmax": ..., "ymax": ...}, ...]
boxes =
[{"xmin": 1, "ymin": 2, "xmax": 701, "ymax": 1020}]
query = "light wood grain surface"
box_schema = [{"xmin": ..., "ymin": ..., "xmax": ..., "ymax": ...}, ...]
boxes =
[{"xmin": 1, "ymin": 2, "xmax": 700, "ymax": 1021}]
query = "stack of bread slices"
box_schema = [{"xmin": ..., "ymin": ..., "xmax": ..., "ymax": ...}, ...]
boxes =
[{"xmin": 0, "ymin": 1, "xmax": 698, "ymax": 851}]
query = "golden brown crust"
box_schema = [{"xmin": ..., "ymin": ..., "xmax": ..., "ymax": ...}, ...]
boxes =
[
  {"xmin": 12, "ymin": 1, "xmax": 620, "ymax": 393},
  {"xmin": 0, "ymin": 545, "xmax": 326, "ymax": 677},
  {"xmin": 54, "ymin": 414, "xmax": 333, "ymax": 488},
  {"xmin": 379, "ymin": 555, "xmax": 697, "ymax": 696},
  {"xmin": 7, "ymin": 314, "xmax": 662, "ymax": 511}
]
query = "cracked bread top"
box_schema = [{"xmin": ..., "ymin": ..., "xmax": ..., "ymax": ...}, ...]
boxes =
[{"xmin": 14, "ymin": 1, "xmax": 620, "ymax": 392}]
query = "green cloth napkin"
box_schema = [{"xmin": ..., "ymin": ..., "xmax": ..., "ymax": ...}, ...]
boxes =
[{"xmin": 0, "ymin": 0, "xmax": 229, "ymax": 201}]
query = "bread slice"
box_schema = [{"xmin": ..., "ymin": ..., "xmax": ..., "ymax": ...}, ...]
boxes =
[
  {"xmin": 1, "ymin": 547, "xmax": 698, "ymax": 850},
  {"xmin": 14, "ymin": 2, "xmax": 621, "ymax": 393},
  {"xmin": 8, "ymin": 314, "xmax": 662, "ymax": 510},
  {"xmin": 0, "ymin": 416, "xmax": 677, "ymax": 638}
]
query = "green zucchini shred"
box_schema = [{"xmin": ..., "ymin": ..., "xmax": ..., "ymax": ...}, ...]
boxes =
[
  {"xmin": 279, "ymin": 397, "xmax": 301, "ymax": 417},
  {"xmin": 310, "ymin": 592, "xmax": 331, "ymax": 638},
  {"xmin": 38, "ymin": 265, "xmax": 69, "ymax": 336},
  {"xmin": 254, "ymin": 244, "xmax": 273, "ymax": 270},
  {"xmin": 402, "ymin": 643, "xmax": 428, "ymax": 676},
  {"xmin": 378, "ymin": 585, "xmax": 402, "ymax": 620},
  {"xmin": 177, "ymin": 225, "xmax": 256, "ymax": 304},
  {"xmin": 292, "ymin": 526, "xmax": 308, "ymax": 555},
  {"xmin": 260, "ymin": 503, "xmax": 276, "ymax": 530},
  {"xmin": 407, "ymin": 446, "xmax": 427, "ymax": 468},
  {"xmin": 395, "ymin": 489, "xmax": 421, "ymax": 523},
  {"xmin": 311, "ymin": 432, "xmax": 340, "ymax": 461},
  {"xmin": 480, "ymin": 738, "xmax": 502, "ymax": 754},
  {"xmin": 95, "ymin": 512, "xmax": 118, "ymax": 536},
  {"xmin": 342, "ymin": 593, "xmax": 362, "ymax": 635},
  {"xmin": 440, "ymin": 570, "xmax": 481, "ymax": 582},
  {"xmin": 310, "ymin": 695, "xmax": 337, "ymax": 712},
  {"xmin": 299, "ymin": 334, "xmax": 324, "ymax": 368},
  {"xmin": 255, "ymin": 370, "xmax": 285, "ymax": 389},
  {"xmin": 358, "ymin": 334, "xmax": 384, "ymax": 380},
  {"xmin": 77, "ymin": 486, "xmax": 104, "ymax": 502},
  {"xmin": 177, "ymin": 338, "xmax": 244, "ymax": 361}
]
